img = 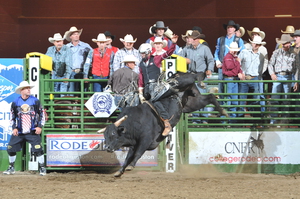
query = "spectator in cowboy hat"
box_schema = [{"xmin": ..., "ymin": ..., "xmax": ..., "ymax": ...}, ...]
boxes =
[
  {"xmin": 150, "ymin": 37, "xmax": 168, "ymax": 55},
  {"xmin": 192, "ymin": 26, "xmax": 209, "ymax": 47},
  {"xmin": 146, "ymin": 21, "xmax": 173, "ymax": 52},
  {"xmin": 276, "ymin": 25, "xmax": 295, "ymax": 49},
  {"xmin": 104, "ymin": 31, "xmax": 119, "ymax": 54},
  {"xmin": 244, "ymin": 27, "xmax": 269, "ymax": 112},
  {"xmin": 112, "ymin": 34, "xmax": 141, "ymax": 75},
  {"xmin": 235, "ymin": 24, "xmax": 246, "ymax": 44},
  {"xmin": 45, "ymin": 33, "xmax": 72, "ymax": 97},
  {"xmin": 214, "ymin": 20, "xmax": 245, "ymax": 105},
  {"xmin": 83, "ymin": 33, "xmax": 114, "ymax": 92},
  {"xmin": 64, "ymin": 26, "xmax": 92, "ymax": 94},
  {"xmin": 268, "ymin": 34, "xmax": 298, "ymax": 127}
]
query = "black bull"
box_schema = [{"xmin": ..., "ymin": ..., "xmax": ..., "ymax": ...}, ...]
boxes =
[{"xmin": 98, "ymin": 72, "xmax": 228, "ymax": 177}]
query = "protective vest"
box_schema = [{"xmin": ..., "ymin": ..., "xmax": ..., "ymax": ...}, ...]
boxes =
[
  {"xmin": 139, "ymin": 56, "xmax": 160, "ymax": 84},
  {"xmin": 92, "ymin": 48, "xmax": 112, "ymax": 77},
  {"xmin": 12, "ymin": 96, "xmax": 40, "ymax": 133},
  {"xmin": 219, "ymin": 36, "xmax": 241, "ymax": 62}
]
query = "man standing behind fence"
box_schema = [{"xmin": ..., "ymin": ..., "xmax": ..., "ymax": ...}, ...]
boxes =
[
  {"xmin": 64, "ymin": 26, "xmax": 92, "ymax": 94},
  {"xmin": 46, "ymin": 33, "xmax": 72, "ymax": 97},
  {"xmin": 238, "ymin": 36, "xmax": 265, "ymax": 117},
  {"xmin": 268, "ymin": 34, "xmax": 298, "ymax": 127}
]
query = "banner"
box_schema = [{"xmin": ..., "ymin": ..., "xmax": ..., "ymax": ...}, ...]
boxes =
[
  {"xmin": 189, "ymin": 131, "xmax": 300, "ymax": 164},
  {"xmin": 46, "ymin": 134, "xmax": 158, "ymax": 167},
  {"xmin": 0, "ymin": 59, "xmax": 24, "ymax": 150}
]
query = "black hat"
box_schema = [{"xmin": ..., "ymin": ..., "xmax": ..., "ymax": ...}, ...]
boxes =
[
  {"xmin": 192, "ymin": 26, "xmax": 203, "ymax": 34},
  {"xmin": 223, "ymin": 20, "xmax": 238, "ymax": 31},
  {"xmin": 104, "ymin": 31, "xmax": 115, "ymax": 41},
  {"xmin": 150, "ymin": 21, "xmax": 168, "ymax": 34}
]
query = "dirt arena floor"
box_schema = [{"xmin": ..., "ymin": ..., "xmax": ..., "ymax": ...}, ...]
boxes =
[{"xmin": 1, "ymin": 165, "xmax": 300, "ymax": 199}]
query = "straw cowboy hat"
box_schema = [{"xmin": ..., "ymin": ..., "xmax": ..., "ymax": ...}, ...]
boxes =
[
  {"xmin": 48, "ymin": 33, "xmax": 64, "ymax": 43},
  {"xmin": 247, "ymin": 27, "xmax": 265, "ymax": 40},
  {"xmin": 281, "ymin": 25, "xmax": 295, "ymax": 33},
  {"xmin": 291, "ymin": 29, "xmax": 300, "ymax": 37},
  {"xmin": 276, "ymin": 34, "xmax": 294, "ymax": 44},
  {"xmin": 92, "ymin": 33, "xmax": 110, "ymax": 43},
  {"xmin": 64, "ymin": 26, "xmax": 83, "ymax": 42},
  {"xmin": 150, "ymin": 37, "xmax": 168, "ymax": 48},
  {"xmin": 249, "ymin": 35, "xmax": 266, "ymax": 45},
  {"xmin": 164, "ymin": 28, "xmax": 174, "ymax": 39},
  {"xmin": 15, "ymin": 81, "xmax": 34, "ymax": 94},
  {"xmin": 236, "ymin": 25, "xmax": 245, "ymax": 37},
  {"xmin": 104, "ymin": 31, "xmax": 115, "ymax": 41},
  {"xmin": 120, "ymin": 34, "xmax": 137, "ymax": 43},
  {"xmin": 226, "ymin": 42, "xmax": 241, "ymax": 51},
  {"xmin": 181, "ymin": 30, "xmax": 193, "ymax": 42},
  {"xmin": 223, "ymin": 20, "xmax": 238, "ymax": 31},
  {"xmin": 121, "ymin": 54, "xmax": 138, "ymax": 63},
  {"xmin": 150, "ymin": 21, "xmax": 168, "ymax": 34}
]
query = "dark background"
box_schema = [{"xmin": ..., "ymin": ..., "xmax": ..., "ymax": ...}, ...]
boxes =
[{"xmin": 1, "ymin": 0, "xmax": 299, "ymax": 58}]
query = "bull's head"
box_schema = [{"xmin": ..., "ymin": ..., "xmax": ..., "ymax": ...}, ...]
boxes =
[{"xmin": 97, "ymin": 115, "xmax": 128, "ymax": 152}]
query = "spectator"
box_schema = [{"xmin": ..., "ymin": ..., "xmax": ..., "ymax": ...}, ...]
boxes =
[
  {"xmin": 84, "ymin": 33, "xmax": 114, "ymax": 92},
  {"xmin": 46, "ymin": 33, "xmax": 72, "ymax": 97},
  {"xmin": 146, "ymin": 21, "xmax": 173, "ymax": 52},
  {"xmin": 112, "ymin": 34, "xmax": 141, "ymax": 75},
  {"xmin": 104, "ymin": 31, "xmax": 119, "ymax": 54},
  {"xmin": 275, "ymin": 25, "xmax": 295, "ymax": 49},
  {"xmin": 3, "ymin": 81, "xmax": 46, "ymax": 176},
  {"xmin": 238, "ymin": 36, "xmax": 265, "ymax": 117},
  {"xmin": 222, "ymin": 42, "xmax": 245, "ymax": 120},
  {"xmin": 192, "ymin": 26, "xmax": 209, "ymax": 47},
  {"xmin": 268, "ymin": 34, "xmax": 298, "ymax": 127},
  {"xmin": 64, "ymin": 26, "xmax": 92, "ymax": 94},
  {"xmin": 214, "ymin": 20, "xmax": 245, "ymax": 104}
]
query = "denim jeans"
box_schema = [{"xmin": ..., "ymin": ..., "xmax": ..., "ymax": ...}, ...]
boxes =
[
  {"xmin": 92, "ymin": 75, "xmax": 108, "ymax": 92},
  {"xmin": 52, "ymin": 74, "xmax": 68, "ymax": 97},
  {"xmin": 192, "ymin": 83, "xmax": 208, "ymax": 123},
  {"xmin": 224, "ymin": 78, "xmax": 238, "ymax": 118},
  {"xmin": 270, "ymin": 74, "xmax": 292, "ymax": 124},
  {"xmin": 238, "ymin": 76, "xmax": 260, "ymax": 117},
  {"xmin": 218, "ymin": 68, "xmax": 224, "ymax": 105},
  {"xmin": 68, "ymin": 71, "xmax": 83, "ymax": 94}
]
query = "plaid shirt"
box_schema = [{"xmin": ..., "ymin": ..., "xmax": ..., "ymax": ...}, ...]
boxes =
[
  {"xmin": 268, "ymin": 48, "xmax": 298, "ymax": 80},
  {"xmin": 112, "ymin": 47, "xmax": 141, "ymax": 75}
]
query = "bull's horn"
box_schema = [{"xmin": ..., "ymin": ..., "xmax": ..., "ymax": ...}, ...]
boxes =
[
  {"xmin": 114, "ymin": 115, "xmax": 128, "ymax": 127},
  {"xmin": 97, "ymin": 127, "xmax": 106, "ymax": 134}
]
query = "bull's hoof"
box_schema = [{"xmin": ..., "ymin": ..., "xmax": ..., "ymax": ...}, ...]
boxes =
[
  {"xmin": 114, "ymin": 171, "xmax": 123, "ymax": 177},
  {"xmin": 221, "ymin": 109, "xmax": 229, "ymax": 117},
  {"xmin": 125, "ymin": 166, "xmax": 134, "ymax": 171}
]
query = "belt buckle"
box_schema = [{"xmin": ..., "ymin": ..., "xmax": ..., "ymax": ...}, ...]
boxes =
[
  {"xmin": 74, "ymin": 69, "xmax": 81, "ymax": 74},
  {"xmin": 245, "ymin": 75, "xmax": 252, "ymax": 80}
]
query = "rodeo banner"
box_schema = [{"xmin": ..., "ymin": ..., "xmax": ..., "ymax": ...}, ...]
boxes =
[{"xmin": 0, "ymin": 59, "xmax": 24, "ymax": 151}]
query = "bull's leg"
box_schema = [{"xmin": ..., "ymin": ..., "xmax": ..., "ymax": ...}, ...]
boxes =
[
  {"xmin": 114, "ymin": 144, "xmax": 150, "ymax": 177},
  {"xmin": 206, "ymin": 93, "xmax": 228, "ymax": 117}
]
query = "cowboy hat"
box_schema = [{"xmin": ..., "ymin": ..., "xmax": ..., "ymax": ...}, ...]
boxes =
[
  {"xmin": 276, "ymin": 34, "xmax": 294, "ymax": 44},
  {"xmin": 192, "ymin": 26, "xmax": 206, "ymax": 39},
  {"xmin": 121, "ymin": 55, "xmax": 138, "ymax": 63},
  {"xmin": 92, "ymin": 33, "xmax": 110, "ymax": 43},
  {"xmin": 64, "ymin": 26, "xmax": 83, "ymax": 42},
  {"xmin": 104, "ymin": 31, "xmax": 115, "ymax": 41},
  {"xmin": 226, "ymin": 42, "xmax": 241, "ymax": 51},
  {"xmin": 291, "ymin": 29, "xmax": 300, "ymax": 37},
  {"xmin": 249, "ymin": 35, "xmax": 266, "ymax": 45},
  {"xmin": 48, "ymin": 33, "xmax": 64, "ymax": 43},
  {"xmin": 15, "ymin": 81, "xmax": 34, "ymax": 94},
  {"xmin": 150, "ymin": 21, "xmax": 168, "ymax": 34},
  {"xmin": 247, "ymin": 27, "xmax": 265, "ymax": 40},
  {"xmin": 149, "ymin": 24, "xmax": 156, "ymax": 35},
  {"xmin": 181, "ymin": 30, "xmax": 193, "ymax": 42},
  {"xmin": 164, "ymin": 28, "xmax": 173, "ymax": 40},
  {"xmin": 236, "ymin": 25, "xmax": 245, "ymax": 37},
  {"xmin": 188, "ymin": 30, "xmax": 203, "ymax": 40},
  {"xmin": 281, "ymin": 25, "xmax": 295, "ymax": 33},
  {"xmin": 120, "ymin": 34, "xmax": 137, "ymax": 43},
  {"xmin": 150, "ymin": 37, "xmax": 168, "ymax": 48},
  {"xmin": 223, "ymin": 20, "xmax": 238, "ymax": 31}
]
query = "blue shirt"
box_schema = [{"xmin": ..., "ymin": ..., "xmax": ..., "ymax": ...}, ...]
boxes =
[
  {"xmin": 46, "ymin": 45, "xmax": 73, "ymax": 78},
  {"xmin": 66, "ymin": 41, "xmax": 92, "ymax": 70},
  {"xmin": 214, "ymin": 35, "xmax": 245, "ymax": 62}
]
